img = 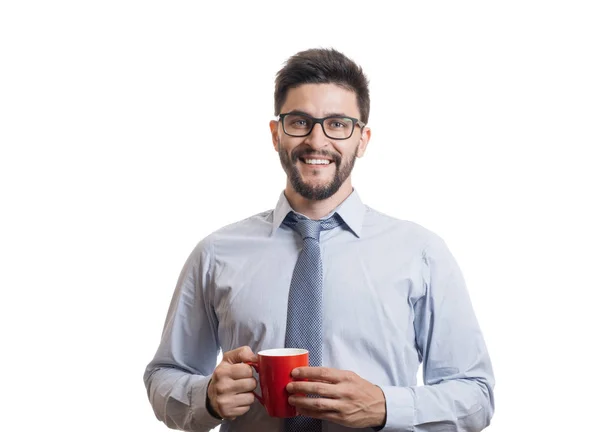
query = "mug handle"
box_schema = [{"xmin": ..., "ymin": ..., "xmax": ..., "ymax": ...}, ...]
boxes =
[{"xmin": 244, "ymin": 361, "xmax": 264, "ymax": 405}]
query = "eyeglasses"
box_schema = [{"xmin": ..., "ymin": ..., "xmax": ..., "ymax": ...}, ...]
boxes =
[{"xmin": 279, "ymin": 112, "xmax": 366, "ymax": 140}]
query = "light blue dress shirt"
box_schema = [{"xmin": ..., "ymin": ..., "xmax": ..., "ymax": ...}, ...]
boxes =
[{"xmin": 144, "ymin": 190, "xmax": 495, "ymax": 432}]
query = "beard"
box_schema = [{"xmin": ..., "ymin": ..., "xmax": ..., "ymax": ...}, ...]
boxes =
[{"xmin": 278, "ymin": 140, "xmax": 358, "ymax": 201}]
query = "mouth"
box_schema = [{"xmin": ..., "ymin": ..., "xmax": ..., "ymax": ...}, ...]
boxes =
[{"xmin": 299, "ymin": 157, "xmax": 333, "ymax": 166}]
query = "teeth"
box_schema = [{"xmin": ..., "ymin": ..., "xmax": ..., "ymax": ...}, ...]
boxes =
[{"xmin": 304, "ymin": 159, "xmax": 330, "ymax": 165}]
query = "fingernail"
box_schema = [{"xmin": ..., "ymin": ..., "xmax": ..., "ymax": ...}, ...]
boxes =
[{"xmin": 291, "ymin": 369, "xmax": 299, "ymax": 377}]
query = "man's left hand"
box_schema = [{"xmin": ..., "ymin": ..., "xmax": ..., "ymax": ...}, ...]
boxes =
[{"xmin": 286, "ymin": 367, "xmax": 386, "ymax": 429}]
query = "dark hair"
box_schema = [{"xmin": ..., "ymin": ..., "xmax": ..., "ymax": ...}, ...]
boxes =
[{"xmin": 274, "ymin": 48, "xmax": 370, "ymax": 124}]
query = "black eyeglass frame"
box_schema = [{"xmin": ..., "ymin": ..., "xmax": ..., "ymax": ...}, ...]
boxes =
[{"xmin": 278, "ymin": 112, "xmax": 366, "ymax": 140}]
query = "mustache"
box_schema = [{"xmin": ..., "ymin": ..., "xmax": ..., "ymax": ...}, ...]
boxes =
[{"xmin": 290, "ymin": 147, "xmax": 342, "ymax": 165}]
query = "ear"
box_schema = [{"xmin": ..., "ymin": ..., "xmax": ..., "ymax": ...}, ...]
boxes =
[
  {"xmin": 269, "ymin": 120, "xmax": 280, "ymax": 152},
  {"xmin": 356, "ymin": 127, "xmax": 371, "ymax": 158}
]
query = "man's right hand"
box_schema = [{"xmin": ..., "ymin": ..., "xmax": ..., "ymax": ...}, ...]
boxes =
[{"xmin": 207, "ymin": 346, "xmax": 258, "ymax": 420}]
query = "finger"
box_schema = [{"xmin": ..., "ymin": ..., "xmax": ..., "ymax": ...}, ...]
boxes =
[
  {"xmin": 228, "ymin": 363, "xmax": 256, "ymax": 380},
  {"xmin": 228, "ymin": 377, "xmax": 257, "ymax": 394},
  {"xmin": 230, "ymin": 392, "xmax": 256, "ymax": 407},
  {"xmin": 211, "ymin": 374, "xmax": 256, "ymax": 396},
  {"xmin": 286, "ymin": 380, "xmax": 337, "ymax": 398},
  {"xmin": 291, "ymin": 367, "xmax": 346, "ymax": 383},
  {"xmin": 216, "ymin": 392, "xmax": 255, "ymax": 407},
  {"xmin": 213, "ymin": 392, "xmax": 256, "ymax": 418},
  {"xmin": 211, "ymin": 363, "xmax": 252, "ymax": 387},
  {"xmin": 289, "ymin": 395, "xmax": 341, "ymax": 412},
  {"xmin": 228, "ymin": 404, "xmax": 253, "ymax": 418},
  {"xmin": 223, "ymin": 346, "xmax": 258, "ymax": 364}
]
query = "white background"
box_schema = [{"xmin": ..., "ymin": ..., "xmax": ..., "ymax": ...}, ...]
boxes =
[{"xmin": 1, "ymin": 1, "xmax": 598, "ymax": 431}]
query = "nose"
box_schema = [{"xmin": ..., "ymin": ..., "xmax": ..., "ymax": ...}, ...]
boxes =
[{"xmin": 304, "ymin": 122, "xmax": 329, "ymax": 149}]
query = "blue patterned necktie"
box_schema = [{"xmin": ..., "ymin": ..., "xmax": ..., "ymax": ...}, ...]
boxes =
[{"xmin": 283, "ymin": 212, "xmax": 343, "ymax": 432}]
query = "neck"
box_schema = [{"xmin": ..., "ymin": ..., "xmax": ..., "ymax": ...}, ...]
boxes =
[{"xmin": 284, "ymin": 181, "xmax": 353, "ymax": 220}]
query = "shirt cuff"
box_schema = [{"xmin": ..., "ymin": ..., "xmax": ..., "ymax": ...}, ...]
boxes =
[
  {"xmin": 189, "ymin": 374, "xmax": 223, "ymax": 430},
  {"xmin": 377, "ymin": 386, "xmax": 415, "ymax": 431}
]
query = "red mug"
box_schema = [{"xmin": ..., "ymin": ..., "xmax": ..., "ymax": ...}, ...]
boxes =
[{"xmin": 246, "ymin": 348, "xmax": 309, "ymax": 418}]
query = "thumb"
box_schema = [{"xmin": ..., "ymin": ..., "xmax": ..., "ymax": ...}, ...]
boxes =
[{"xmin": 223, "ymin": 346, "xmax": 258, "ymax": 364}]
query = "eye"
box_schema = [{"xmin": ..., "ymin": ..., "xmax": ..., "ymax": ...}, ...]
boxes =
[
  {"xmin": 285, "ymin": 115, "xmax": 311, "ymax": 129},
  {"xmin": 293, "ymin": 119, "xmax": 308, "ymax": 127},
  {"xmin": 326, "ymin": 118, "xmax": 351, "ymax": 129}
]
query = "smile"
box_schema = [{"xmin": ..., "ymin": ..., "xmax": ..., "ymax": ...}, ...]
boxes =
[{"xmin": 300, "ymin": 158, "xmax": 332, "ymax": 165}]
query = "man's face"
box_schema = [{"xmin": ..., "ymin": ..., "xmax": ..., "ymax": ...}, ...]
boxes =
[{"xmin": 270, "ymin": 83, "xmax": 370, "ymax": 201}]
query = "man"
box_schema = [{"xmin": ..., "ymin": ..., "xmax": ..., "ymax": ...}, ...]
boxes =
[{"xmin": 144, "ymin": 48, "xmax": 495, "ymax": 432}]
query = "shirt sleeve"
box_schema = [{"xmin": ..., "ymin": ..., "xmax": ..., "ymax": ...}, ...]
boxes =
[
  {"xmin": 379, "ymin": 234, "xmax": 495, "ymax": 431},
  {"xmin": 143, "ymin": 238, "xmax": 223, "ymax": 432}
]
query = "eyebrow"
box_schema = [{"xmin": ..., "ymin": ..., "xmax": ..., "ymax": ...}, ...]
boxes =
[{"xmin": 286, "ymin": 110, "xmax": 354, "ymax": 119}]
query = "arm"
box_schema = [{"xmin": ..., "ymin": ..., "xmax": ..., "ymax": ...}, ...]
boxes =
[
  {"xmin": 287, "ymin": 234, "xmax": 494, "ymax": 432},
  {"xmin": 143, "ymin": 239, "xmax": 223, "ymax": 432},
  {"xmin": 380, "ymin": 234, "xmax": 495, "ymax": 431}
]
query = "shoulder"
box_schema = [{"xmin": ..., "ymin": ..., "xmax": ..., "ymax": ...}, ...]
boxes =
[
  {"xmin": 363, "ymin": 205, "xmax": 443, "ymax": 250},
  {"xmin": 189, "ymin": 209, "xmax": 274, "ymax": 255},
  {"xmin": 210, "ymin": 209, "xmax": 273, "ymax": 239}
]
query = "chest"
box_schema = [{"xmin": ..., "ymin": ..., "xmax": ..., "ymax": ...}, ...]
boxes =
[{"xmin": 211, "ymin": 234, "xmax": 424, "ymax": 354}]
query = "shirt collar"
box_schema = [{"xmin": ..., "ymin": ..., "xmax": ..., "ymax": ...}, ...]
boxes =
[{"xmin": 270, "ymin": 190, "xmax": 365, "ymax": 238}]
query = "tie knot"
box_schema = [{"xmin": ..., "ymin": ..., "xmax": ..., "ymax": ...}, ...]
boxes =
[{"xmin": 284, "ymin": 212, "xmax": 343, "ymax": 241}]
